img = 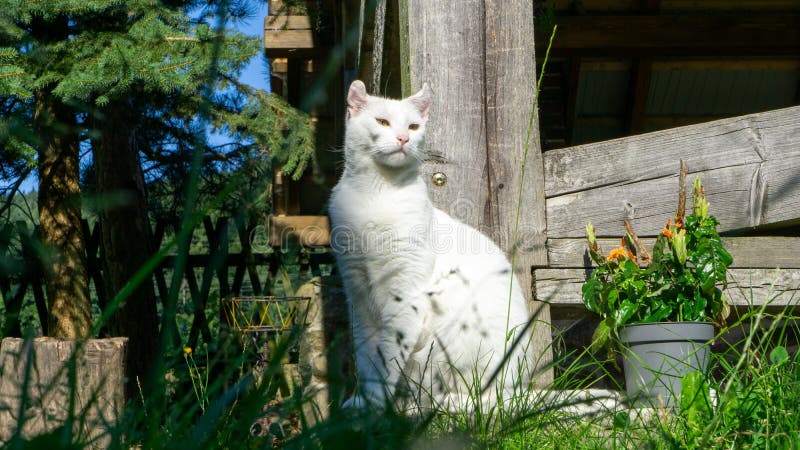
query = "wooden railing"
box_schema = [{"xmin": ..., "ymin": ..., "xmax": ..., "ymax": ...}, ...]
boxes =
[{"xmin": 0, "ymin": 216, "xmax": 334, "ymax": 348}]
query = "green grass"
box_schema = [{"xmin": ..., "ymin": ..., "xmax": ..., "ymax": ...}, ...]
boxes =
[{"xmin": 4, "ymin": 288, "xmax": 797, "ymax": 449}]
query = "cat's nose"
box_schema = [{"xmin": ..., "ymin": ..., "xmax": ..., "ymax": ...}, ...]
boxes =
[{"xmin": 397, "ymin": 135, "xmax": 409, "ymax": 145}]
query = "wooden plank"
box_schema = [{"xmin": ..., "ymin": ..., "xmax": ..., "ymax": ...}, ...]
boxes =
[
  {"xmin": 534, "ymin": 268, "xmax": 800, "ymax": 309},
  {"xmin": 550, "ymin": 0, "xmax": 800, "ymax": 12},
  {"xmin": 578, "ymin": 114, "xmax": 797, "ymax": 132},
  {"xmin": 536, "ymin": 14, "xmax": 800, "ymax": 57},
  {"xmin": 545, "ymin": 106, "xmax": 800, "ymax": 238},
  {"xmin": 265, "ymin": 15, "xmax": 312, "ymax": 30},
  {"xmin": 651, "ymin": 60, "xmax": 800, "ymax": 71},
  {"xmin": 264, "ymin": 30, "xmax": 314, "ymax": 50},
  {"xmin": 264, "ymin": 16, "xmax": 314, "ymax": 51},
  {"xmin": 546, "ymin": 105, "xmax": 800, "ymax": 196},
  {"xmin": 236, "ymin": 219, "xmax": 263, "ymax": 295},
  {"xmin": 404, "ymin": 0, "xmax": 552, "ymax": 382},
  {"xmin": 269, "ymin": 215, "xmax": 330, "ymax": 247},
  {"xmin": 661, "ymin": 0, "xmax": 800, "ymax": 11},
  {"xmin": 547, "ymin": 237, "xmax": 800, "ymax": 269},
  {"xmin": 0, "ymin": 338, "xmax": 127, "ymax": 447}
]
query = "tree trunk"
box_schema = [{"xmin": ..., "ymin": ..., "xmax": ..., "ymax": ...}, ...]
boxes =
[
  {"xmin": 35, "ymin": 91, "xmax": 92, "ymax": 339},
  {"xmin": 94, "ymin": 102, "xmax": 159, "ymax": 395}
]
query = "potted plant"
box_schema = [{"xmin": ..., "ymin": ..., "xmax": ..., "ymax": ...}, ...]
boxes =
[{"xmin": 582, "ymin": 162, "xmax": 733, "ymax": 407}]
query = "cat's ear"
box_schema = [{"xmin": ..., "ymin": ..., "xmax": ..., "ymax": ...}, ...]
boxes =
[
  {"xmin": 407, "ymin": 83, "xmax": 431, "ymax": 120},
  {"xmin": 347, "ymin": 80, "xmax": 369, "ymax": 117}
]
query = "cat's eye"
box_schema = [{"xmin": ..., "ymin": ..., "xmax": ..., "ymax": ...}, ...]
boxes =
[
  {"xmin": 375, "ymin": 118, "xmax": 390, "ymax": 127},
  {"xmin": 408, "ymin": 124, "xmax": 420, "ymax": 131}
]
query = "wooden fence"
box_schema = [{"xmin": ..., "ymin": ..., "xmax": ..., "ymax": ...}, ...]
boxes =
[
  {"xmin": 0, "ymin": 216, "xmax": 333, "ymax": 349},
  {"xmin": 537, "ymin": 105, "xmax": 800, "ymax": 320}
]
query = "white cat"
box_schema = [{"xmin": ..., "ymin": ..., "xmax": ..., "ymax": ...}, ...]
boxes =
[{"xmin": 329, "ymin": 80, "xmax": 533, "ymax": 412}]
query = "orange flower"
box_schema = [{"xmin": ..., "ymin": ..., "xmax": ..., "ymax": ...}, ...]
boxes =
[
  {"xmin": 662, "ymin": 218, "xmax": 675, "ymax": 238},
  {"xmin": 606, "ymin": 247, "xmax": 632, "ymax": 262},
  {"xmin": 674, "ymin": 215, "xmax": 683, "ymax": 228}
]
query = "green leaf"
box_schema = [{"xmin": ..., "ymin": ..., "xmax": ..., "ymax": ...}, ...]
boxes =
[
  {"xmin": 612, "ymin": 411, "xmax": 629, "ymax": 430},
  {"xmin": 582, "ymin": 278, "xmax": 602, "ymax": 315},
  {"xmin": 770, "ymin": 346, "xmax": 789, "ymax": 366},
  {"xmin": 643, "ymin": 304, "xmax": 672, "ymax": 323},
  {"xmin": 590, "ymin": 320, "xmax": 612, "ymax": 353},
  {"xmin": 589, "ymin": 249, "xmax": 606, "ymax": 265},
  {"xmin": 680, "ymin": 370, "xmax": 712, "ymax": 435},
  {"xmin": 607, "ymin": 289, "xmax": 619, "ymax": 310},
  {"xmin": 613, "ymin": 300, "xmax": 636, "ymax": 327},
  {"xmin": 621, "ymin": 259, "xmax": 638, "ymax": 276}
]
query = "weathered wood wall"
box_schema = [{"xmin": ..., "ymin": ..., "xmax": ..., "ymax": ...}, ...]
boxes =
[
  {"xmin": 401, "ymin": 0, "xmax": 552, "ymax": 383},
  {"xmin": 539, "ymin": 106, "xmax": 800, "ymax": 319},
  {"xmin": 544, "ymin": 105, "xmax": 800, "ymax": 238}
]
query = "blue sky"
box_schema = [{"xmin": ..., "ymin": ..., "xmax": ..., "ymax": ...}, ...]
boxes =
[{"xmin": 236, "ymin": 2, "xmax": 271, "ymax": 92}]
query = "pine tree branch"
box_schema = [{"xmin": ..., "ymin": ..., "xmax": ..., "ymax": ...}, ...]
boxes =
[
  {"xmin": 164, "ymin": 36, "xmax": 200, "ymax": 42},
  {"xmin": 0, "ymin": 166, "xmax": 33, "ymax": 219}
]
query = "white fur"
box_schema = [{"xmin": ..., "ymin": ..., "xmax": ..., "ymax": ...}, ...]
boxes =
[{"xmin": 329, "ymin": 80, "xmax": 532, "ymax": 412}]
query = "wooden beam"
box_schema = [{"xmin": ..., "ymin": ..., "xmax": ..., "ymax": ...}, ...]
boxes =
[
  {"xmin": 550, "ymin": 0, "xmax": 800, "ymax": 11},
  {"xmin": 404, "ymin": 0, "xmax": 552, "ymax": 383},
  {"xmin": 574, "ymin": 114, "xmax": 790, "ymax": 131},
  {"xmin": 660, "ymin": 0, "xmax": 800, "ymax": 11},
  {"xmin": 624, "ymin": 57, "xmax": 653, "ymax": 134},
  {"xmin": 547, "ymin": 237, "xmax": 800, "ymax": 269},
  {"xmin": 537, "ymin": 14, "xmax": 800, "ymax": 57},
  {"xmin": 652, "ymin": 60, "xmax": 800, "ymax": 71},
  {"xmin": 269, "ymin": 215, "xmax": 330, "ymax": 247},
  {"xmin": 544, "ymin": 106, "xmax": 800, "ymax": 238},
  {"xmin": 534, "ymin": 268, "xmax": 800, "ymax": 311},
  {"xmin": 264, "ymin": 15, "xmax": 314, "ymax": 50}
]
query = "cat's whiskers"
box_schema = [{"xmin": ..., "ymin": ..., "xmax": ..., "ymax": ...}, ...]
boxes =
[
  {"xmin": 405, "ymin": 144, "xmax": 425, "ymax": 162},
  {"xmin": 369, "ymin": 143, "xmax": 420, "ymax": 159}
]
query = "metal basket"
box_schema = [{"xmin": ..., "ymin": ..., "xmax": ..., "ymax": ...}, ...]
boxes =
[{"xmin": 224, "ymin": 295, "xmax": 311, "ymax": 334}]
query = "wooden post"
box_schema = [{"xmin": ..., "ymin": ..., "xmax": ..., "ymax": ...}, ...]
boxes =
[
  {"xmin": 297, "ymin": 278, "xmax": 328, "ymax": 423},
  {"xmin": 297, "ymin": 277, "xmax": 351, "ymax": 424},
  {"xmin": 401, "ymin": 0, "xmax": 553, "ymax": 384},
  {"xmin": 0, "ymin": 337, "xmax": 127, "ymax": 446}
]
